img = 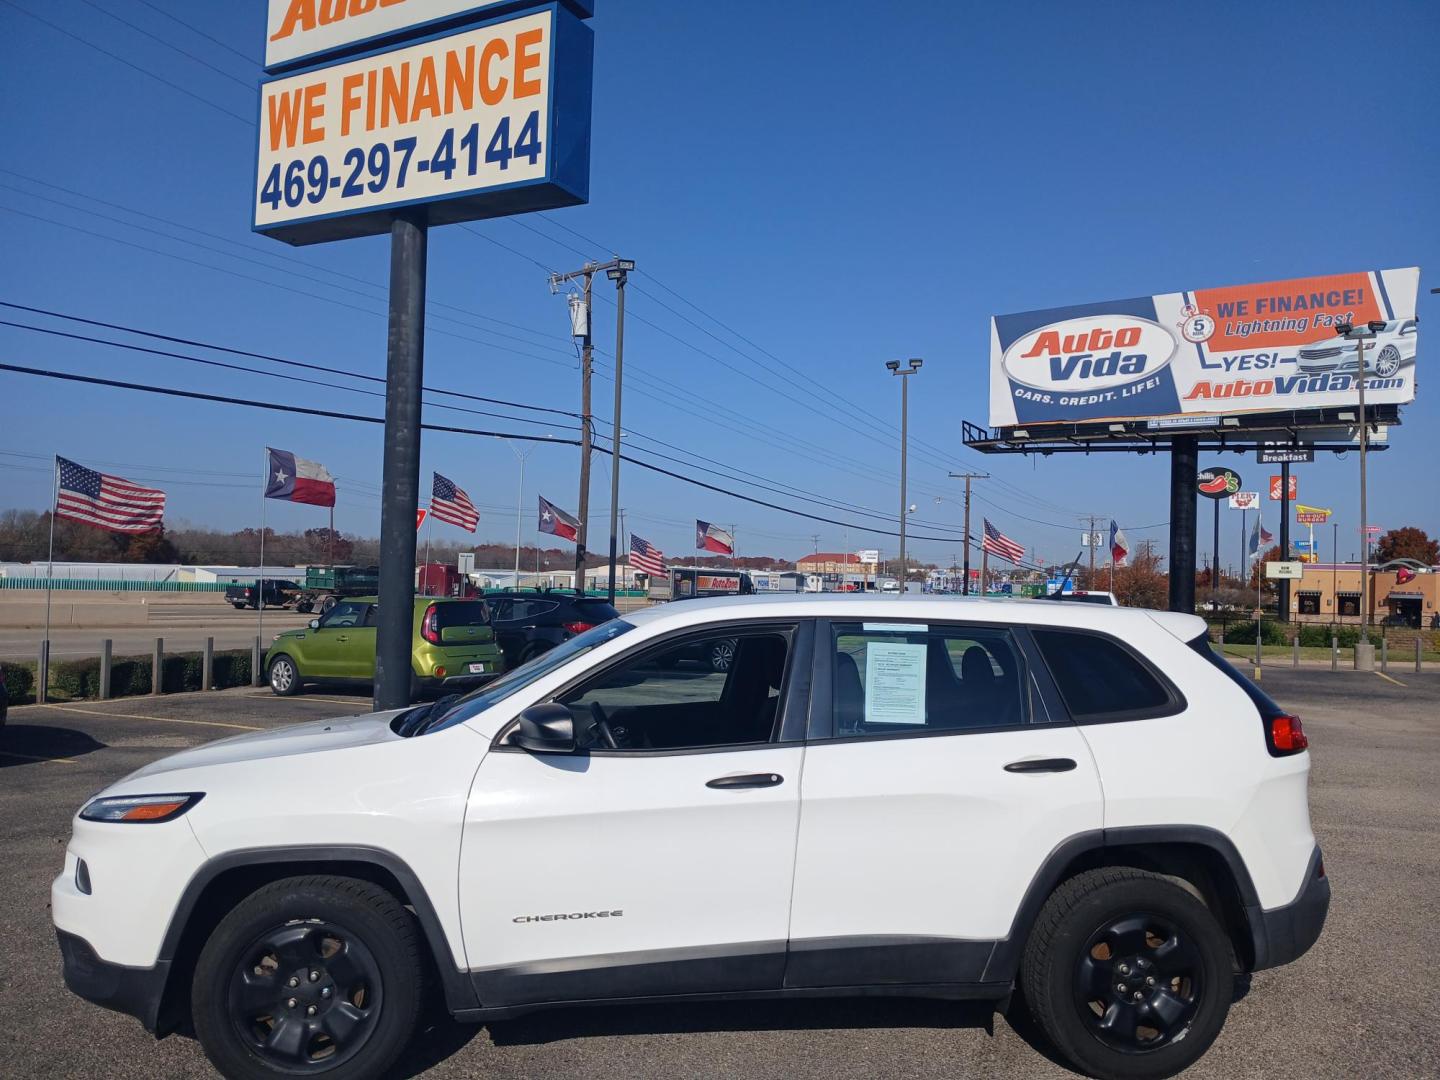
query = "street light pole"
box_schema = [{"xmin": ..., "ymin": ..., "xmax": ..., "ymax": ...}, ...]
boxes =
[
  {"xmin": 887, "ymin": 358, "xmax": 923, "ymax": 591},
  {"xmin": 604, "ymin": 259, "xmax": 634, "ymax": 603}
]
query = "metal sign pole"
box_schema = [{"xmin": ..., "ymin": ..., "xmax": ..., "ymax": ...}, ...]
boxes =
[
  {"xmin": 1278, "ymin": 461, "xmax": 1291, "ymax": 623},
  {"xmin": 375, "ymin": 212, "xmax": 427, "ymax": 712}
]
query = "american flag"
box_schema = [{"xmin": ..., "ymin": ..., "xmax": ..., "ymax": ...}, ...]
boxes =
[
  {"xmin": 982, "ymin": 519, "xmax": 1026, "ymax": 563},
  {"xmin": 630, "ymin": 533, "xmax": 666, "ymax": 576},
  {"xmin": 430, "ymin": 472, "xmax": 478, "ymax": 532},
  {"xmin": 55, "ymin": 457, "xmax": 165, "ymax": 534}
]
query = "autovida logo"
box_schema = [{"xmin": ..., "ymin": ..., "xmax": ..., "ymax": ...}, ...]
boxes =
[{"xmin": 1003, "ymin": 315, "xmax": 1178, "ymax": 392}]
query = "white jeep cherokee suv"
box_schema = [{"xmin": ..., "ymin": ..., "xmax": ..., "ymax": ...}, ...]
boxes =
[{"xmin": 53, "ymin": 594, "xmax": 1328, "ymax": 1080}]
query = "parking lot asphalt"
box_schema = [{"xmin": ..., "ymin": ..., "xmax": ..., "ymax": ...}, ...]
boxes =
[{"xmin": 2, "ymin": 668, "xmax": 1438, "ymax": 1079}]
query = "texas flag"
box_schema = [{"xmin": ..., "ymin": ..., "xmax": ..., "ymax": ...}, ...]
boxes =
[
  {"xmin": 1109, "ymin": 519, "xmax": 1130, "ymax": 565},
  {"xmin": 265, "ymin": 447, "xmax": 335, "ymax": 507},
  {"xmin": 538, "ymin": 495, "xmax": 579, "ymax": 542},
  {"xmin": 696, "ymin": 520, "xmax": 734, "ymax": 555}
]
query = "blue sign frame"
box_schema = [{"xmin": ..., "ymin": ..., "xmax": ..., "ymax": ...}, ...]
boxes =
[
  {"xmin": 263, "ymin": 0, "xmax": 594, "ymax": 74},
  {"xmin": 253, "ymin": 2, "xmax": 592, "ymax": 247}
]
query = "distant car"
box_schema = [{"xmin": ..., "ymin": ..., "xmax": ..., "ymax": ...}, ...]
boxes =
[
  {"xmin": 224, "ymin": 579, "xmax": 299, "ymax": 610},
  {"xmin": 486, "ymin": 591, "xmax": 620, "ymax": 668},
  {"xmin": 264, "ymin": 596, "xmax": 503, "ymax": 698},
  {"xmin": 1295, "ymin": 319, "xmax": 1416, "ymax": 377},
  {"xmin": 1052, "ymin": 590, "xmax": 1120, "ymax": 606}
]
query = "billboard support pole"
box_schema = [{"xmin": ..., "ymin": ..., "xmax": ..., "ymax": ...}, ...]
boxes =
[
  {"xmin": 375, "ymin": 211, "xmax": 427, "ymax": 713},
  {"xmin": 1278, "ymin": 461, "xmax": 1291, "ymax": 623},
  {"xmin": 1168, "ymin": 435, "xmax": 1197, "ymax": 613}
]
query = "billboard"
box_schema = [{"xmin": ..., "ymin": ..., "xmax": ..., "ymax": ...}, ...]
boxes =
[
  {"xmin": 989, "ymin": 268, "xmax": 1419, "ymax": 427},
  {"xmin": 254, "ymin": 5, "xmax": 593, "ymax": 245}
]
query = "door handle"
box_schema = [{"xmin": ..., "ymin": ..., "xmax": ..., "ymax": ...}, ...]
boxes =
[
  {"xmin": 706, "ymin": 772, "xmax": 784, "ymax": 789},
  {"xmin": 1003, "ymin": 757, "xmax": 1077, "ymax": 773},
  {"xmin": 335, "ymin": 635, "xmax": 348, "ymax": 643}
]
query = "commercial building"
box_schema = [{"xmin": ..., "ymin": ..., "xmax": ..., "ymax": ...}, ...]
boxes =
[
  {"xmin": 797, "ymin": 552, "xmax": 869, "ymax": 575},
  {"xmin": 1290, "ymin": 563, "xmax": 1438, "ymax": 627}
]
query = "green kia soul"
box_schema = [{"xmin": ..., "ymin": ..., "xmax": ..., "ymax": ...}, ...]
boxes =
[{"xmin": 264, "ymin": 596, "xmax": 504, "ymax": 698}]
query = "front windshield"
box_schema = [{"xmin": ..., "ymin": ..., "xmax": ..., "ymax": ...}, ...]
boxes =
[{"xmin": 420, "ymin": 619, "xmax": 636, "ymax": 734}]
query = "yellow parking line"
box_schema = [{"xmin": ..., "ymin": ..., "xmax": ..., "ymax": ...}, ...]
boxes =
[
  {"xmin": 0, "ymin": 750, "xmax": 76, "ymax": 765},
  {"xmin": 35, "ymin": 704, "xmax": 263, "ymax": 732},
  {"xmin": 1375, "ymin": 672, "xmax": 1407, "ymax": 687}
]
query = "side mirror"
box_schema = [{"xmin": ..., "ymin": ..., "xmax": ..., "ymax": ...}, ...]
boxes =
[
  {"xmin": 309, "ymin": 619, "xmax": 321, "ymax": 630},
  {"xmin": 511, "ymin": 703, "xmax": 576, "ymax": 754}
]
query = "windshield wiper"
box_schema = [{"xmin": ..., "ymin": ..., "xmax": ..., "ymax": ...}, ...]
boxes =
[{"xmin": 410, "ymin": 693, "xmax": 461, "ymax": 737}]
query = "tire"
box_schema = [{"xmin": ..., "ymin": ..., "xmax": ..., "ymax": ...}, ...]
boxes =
[
  {"xmin": 268, "ymin": 655, "xmax": 302, "ymax": 697},
  {"xmin": 232, "ymin": 603, "xmax": 247, "ymax": 611},
  {"xmin": 1020, "ymin": 867, "xmax": 1233, "ymax": 1080},
  {"xmin": 192, "ymin": 875, "xmax": 424, "ymax": 1080},
  {"xmin": 321, "ymin": 595, "xmax": 338, "ymax": 614},
  {"xmin": 708, "ymin": 638, "xmax": 737, "ymax": 673}
]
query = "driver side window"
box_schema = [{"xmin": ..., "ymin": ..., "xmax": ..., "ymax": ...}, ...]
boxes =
[
  {"xmin": 320, "ymin": 602, "xmax": 366, "ymax": 629},
  {"xmin": 556, "ymin": 629, "xmax": 791, "ymax": 752}
]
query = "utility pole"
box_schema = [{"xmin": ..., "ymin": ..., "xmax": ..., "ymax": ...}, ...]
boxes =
[
  {"xmin": 551, "ymin": 258, "xmax": 634, "ymax": 600},
  {"xmin": 948, "ymin": 471, "xmax": 988, "ymax": 595}
]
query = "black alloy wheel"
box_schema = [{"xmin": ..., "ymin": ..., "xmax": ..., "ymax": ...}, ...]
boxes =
[
  {"xmin": 1020, "ymin": 867, "xmax": 1232, "ymax": 1079},
  {"xmin": 227, "ymin": 920, "xmax": 382, "ymax": 1071},
  {"xmin": 192, "ymin": 876, "xmax": 423, "ymax": 1080},
  {"xmin": 1074, "ymin": 911, "xmax": 1203, "ymax": 1052}
]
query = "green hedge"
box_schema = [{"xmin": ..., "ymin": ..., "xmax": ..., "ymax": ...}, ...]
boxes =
[
  {"xmin": 41, "ymin": 649, "xmax": 254, "ymax": 701},
  {"xmin": 1216, "ymin": 622, "xmax": 1364, "ymax": 648},
  {"xmin": 2, "ymin": 661, "xmax": 36, "ymax": 705}
]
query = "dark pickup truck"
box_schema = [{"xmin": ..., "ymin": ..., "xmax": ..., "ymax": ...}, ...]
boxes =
[{"xmin": 224, "ymin": 579, "xmax": 299, "ymax": 610}]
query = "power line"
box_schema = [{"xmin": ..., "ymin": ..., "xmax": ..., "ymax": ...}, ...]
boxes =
[
  {"xmin": 0, "ymin": 317, "xmax": 580, "ymax": 432},
  {"xmin": 0, "ymin": 300, "xmax": 579, "ymax": 417},
  {"xmin": 71, "ymin": 0, "xmax": 256, "ymax": 91},
  {"xmin": 0, "ymin": 180, "xmax": 582, "ymax": 359},
  {"xmin": 0, "ymin": 361, "xmax": 995, "ymax": 544},
  {"xmin": 129, "ymin": 0, "xmax": 260, "ymax": 68},
  {"xmin": 0, "ymin": 0, "xmax": 253, "ymax": 123}
]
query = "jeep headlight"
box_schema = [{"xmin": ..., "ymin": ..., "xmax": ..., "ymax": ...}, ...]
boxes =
[{"xmin": 79, "ymin": 793, "xmax": 204, "ymax": 824}]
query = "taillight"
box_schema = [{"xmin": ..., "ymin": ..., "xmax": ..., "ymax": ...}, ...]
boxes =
[
  {"xmin": 563, "ymin": 621, "xmax": 594, "ymax": 636},
  {"xmin": 421, "ymin": 604, "xmax": 441, "ymax": 645},
  {"xmin": 1267, "ymin": 713, "xmax": 1308, "ymax": 755}
]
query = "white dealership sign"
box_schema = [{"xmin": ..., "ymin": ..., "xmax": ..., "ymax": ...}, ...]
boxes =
[
  {"xmin": 265, "ymin": 0, "xmax": 593, "ymax": 71},
  {"xmin": 254, "ymin": 7, "xmax": 592, "ymax": 245}
]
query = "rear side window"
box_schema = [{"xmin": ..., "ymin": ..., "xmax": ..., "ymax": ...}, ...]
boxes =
[
  {"xmin": 1032, "ymin": 628, "xmax": 1175, "ymax": 720},
  {"xmin": 1188, "ymin": 635, "xmax": 1284, "ymax": 717},
  {"xmin": 829, "ymin": 623, "xmax": 1031, "ymax": 738}
]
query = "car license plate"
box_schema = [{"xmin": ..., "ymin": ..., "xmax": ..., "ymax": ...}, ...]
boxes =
[{"xmin": 467, "ymin": 663, "xmax": 487, "ymax": 674}]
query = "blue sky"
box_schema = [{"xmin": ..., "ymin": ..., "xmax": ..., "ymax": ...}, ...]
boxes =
[{"xmin": 0, "ymin": 0, "xmax": 1435, "ymax": 573}]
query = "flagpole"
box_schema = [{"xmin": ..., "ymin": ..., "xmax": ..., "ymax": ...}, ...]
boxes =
[
  {"xmin": 42, "ymin": 455, "xmax": 58, "ymax": 704},
  {"xmin": 258, "ymin": 449, "xmax": 267, "ymax": 650},
  {"xmin": 423, "ymin": 506, "xmax": 433, "ymax": 596}
]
